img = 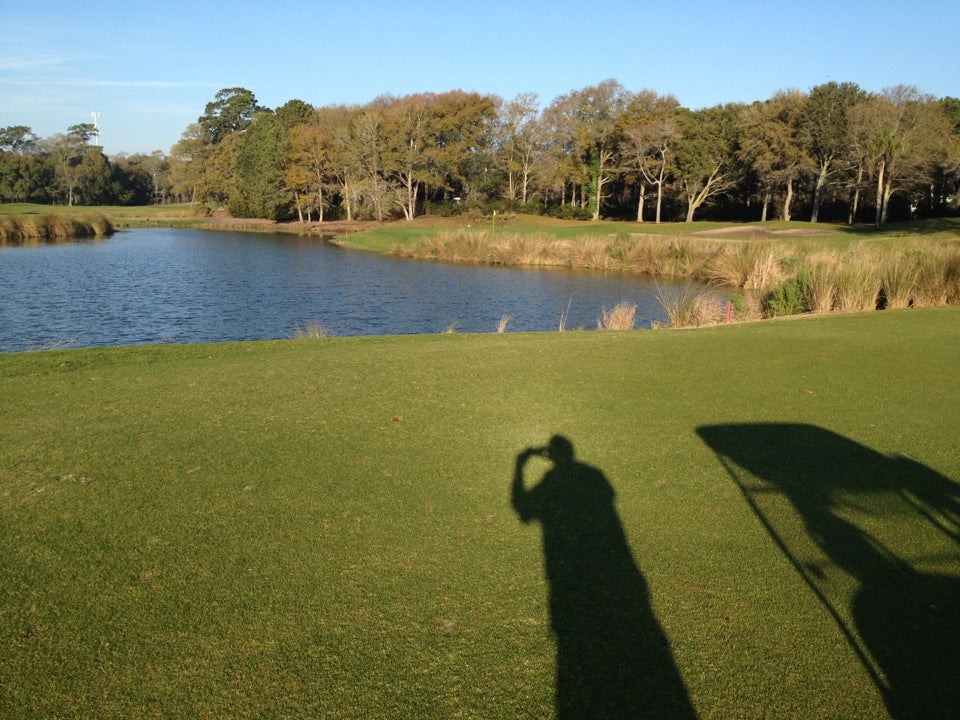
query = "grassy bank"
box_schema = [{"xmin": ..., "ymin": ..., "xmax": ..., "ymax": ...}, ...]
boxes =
[
  {"xmin": 0, "ymin": 211, "xmax": 114, "ymax": 243},
  {"xmin": 335, "ymin": 214, "xmax": 960, "ymax": 253},
  {"xmin": 338, "ymin": 216, "xmax": 960, "ymax": 324},
  {"xmin": 2, "ymin": 309, "xmax": 958, "ymax": 718},
  {"xmin": 0, "ymin": 203, "xmax": 203, "ymax": 232}
]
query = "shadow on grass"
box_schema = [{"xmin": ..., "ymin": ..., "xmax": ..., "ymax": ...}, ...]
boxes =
[
  {"xmin": 837, "ymin": 216, "xmax": 960, "ymax": 237},
  {"xmin": 512, "ymin": 435, "xmax": 697, "ymax": 719},
  {"xmin": 697, "ymin": 423, "xmax": 960, "ymax": 720}
]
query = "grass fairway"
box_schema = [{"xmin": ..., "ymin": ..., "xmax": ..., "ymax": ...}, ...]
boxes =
[{"xmin": 2, "ymin": 309, "xmax": 958, "ymax": 718}]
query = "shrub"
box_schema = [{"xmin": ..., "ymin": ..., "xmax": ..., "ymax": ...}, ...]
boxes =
[{"xmin": 764, "ymin": 272, "xmax": 812, "ymax": 317}]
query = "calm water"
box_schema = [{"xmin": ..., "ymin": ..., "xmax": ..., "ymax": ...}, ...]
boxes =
[{"xmin": 0, "ymin": 228, "xmax": 699, "ymax": 352}]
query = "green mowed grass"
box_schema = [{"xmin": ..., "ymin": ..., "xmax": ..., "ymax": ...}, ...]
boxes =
[{"xmin": 2, "ymin": 309, "xmax": 958, "ymax": 718}]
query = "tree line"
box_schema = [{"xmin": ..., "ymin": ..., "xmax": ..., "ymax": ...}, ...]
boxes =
[
  {"xmin": 4, "ymin": 81, "xmax": 959, "ymax": 226},
  {"xmin": 0, "ymin": 124, "xmax": 170, "ymax": 206}
]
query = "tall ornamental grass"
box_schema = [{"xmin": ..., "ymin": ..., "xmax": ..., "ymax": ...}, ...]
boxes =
[
  {"xmin": 656, "ymin": 284, "xmax": 723, "ymax": 328},
  {"xmin": 803, "ymin": 258, "xmax": 838, "ymax": 314},
  {"xmin": 597, "ymin": 302, "xmax": 638, "ymax": 330},
  {"xmin": 880, "ymin": 251, "xmax": 921, "ymax": 309},
  {"xmin": 0, "ymin": 213, "xmax": 114, "ymax": 243},
  {"xmin": 386, "ymin": 227, "xmax": 960, "ymax": 323},
  {"xmin": 704, "ymin": 242, "xmax": 784, "ymax": 291},
  {"xmin": 834, "ymin": 247, "xmax": 881, "ymax": 313}
]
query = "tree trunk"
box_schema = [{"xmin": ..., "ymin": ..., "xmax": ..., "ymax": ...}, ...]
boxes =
[
  {"xmin": 683, "ymin": 165, "xmax": 722, "ymax": 223},
  {"xmin": 848, "ymin": 163, "xmax": 864, "ymax": 225},
  {"xmin": 294, "ymin": 190, "xmax": 304, "ymax": 223},
  {"xmin": 593, "ymin": 164, "xmax": 604, "ymax": 222},
  {"xmin": 881, "ymin": 182, "xmax": 893, "ymax": 225},
  {"xmin": 654, "ymin": 161, "xmax": 665, "ymax": 224},
  {"xmin": 761, "ymin": 190, "xmax": 770, "ymax": 222},
  {"xmin": 343, "ymin": 179, "xmax": 352, "ymax": 222},
  {"xmin": 400, "ymin": 173, "xmax": 418, "ymax": 221},
  {"xmin": 636, "ymin": 180, "xmax": 646, "ymax": 222},
  {"xmin": 811, "ymin": 160, "xmax": 830, "ymax": 223},
  {"xmin": 874, "ymin": 157, "xmax": 886, "ymax": 229},
  {"xmin": 782, "ymin": 177, "xmax": 794, "ymax": 221},
  {"xmin": 593, "ymin": 148, "xmax": 613, "ymax": 222}
]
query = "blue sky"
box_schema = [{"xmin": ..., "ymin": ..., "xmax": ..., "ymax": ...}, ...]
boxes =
[{"xmin": 2, "ymin": 0, "xmax": 958, "ymax": 156}]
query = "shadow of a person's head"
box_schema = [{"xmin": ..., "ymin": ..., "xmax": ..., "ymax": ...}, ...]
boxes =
[{"xmin": 545, "ymin": 434, "xmax": 574, "ymax": 465}]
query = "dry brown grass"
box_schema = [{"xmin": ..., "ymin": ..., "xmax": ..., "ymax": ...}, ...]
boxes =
[
  {"xmin": 802, "ymin": 252, "xmax": 839, "ymax": 314},
  {"xmin": 290, "ymin": 321, "xmax": 328, "ymax": 339},
  {"xmin": 618, "ymin": 237, "xmax": 667, "ymax": 275},
  {"xmin": 911, "ymin": 245, "xmax": 960, "ymax": 307},
  {"xmin": 880, "ymin": 251, "xmax": 921, "ymax": 309},
  {"xmin": 406, "ymin": 231, "xmax": 723, "ymax": 278},
  {"xmin": 0, "ymin": 215, "xmax": 42, "ymax": 242},
  {"xmin": 834, "ymin": 247, "xmax": 881, "ymax": 312},
  {"xmin": 597, "ymin": 302, "xmax": 638, "ymax": 330},
  {"xmin": 704, "ymin": 242, "xmax": 785, "ymax": 291},
  {"xmin": 85, "ymin": 213, "xmax": 114, "ymax": 236},
  {"xmin": 400, "ymin": 229, "xmax": 960, "ymax": 321},
  {"xmin": 43, "ymin": 214, "xmax": 79, "ymax": 239},
  {"xmin": 0, "ymin": 213, "xmax": 114, "ymax": 243},
  {"xmin": 656, "ymin": 284, "xmax": 724, "ymax": 328}
]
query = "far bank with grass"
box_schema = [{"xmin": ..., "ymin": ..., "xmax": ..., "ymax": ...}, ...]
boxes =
[
  {"xmin": 0, "ymin": 211, "xmax": 114, "ymax": 243},
  {"xmin": 339, "ymin": 215, "xmax": 960, "ymax": 325}
]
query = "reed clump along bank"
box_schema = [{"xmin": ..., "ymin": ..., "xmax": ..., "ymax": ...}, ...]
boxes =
[
  {"xmin": 397, "ymin": 229, "xmax": 960, "ymax": 326},
  {"xmin": 0, "ymin": 213, "xmax": 114, "ymax": 244},
  {"xmin": 597, "ymin": 301, "xmax": 638, "ymax": 330}
]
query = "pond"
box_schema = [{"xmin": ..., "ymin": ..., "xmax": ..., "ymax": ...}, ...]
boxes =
[{"xmin": 0, "ymin": 228, "xmax": 708, "ymax": 352}]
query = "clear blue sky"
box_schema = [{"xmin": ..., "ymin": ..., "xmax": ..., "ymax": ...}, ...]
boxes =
[{"xmin": 2, "ymin": 0, "xmax": 957, "ymax": 156}]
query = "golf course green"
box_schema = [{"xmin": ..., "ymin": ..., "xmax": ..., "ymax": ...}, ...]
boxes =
[{"xmin": 2, "ymin": 307, "xmax": 957, "ymax": 718}]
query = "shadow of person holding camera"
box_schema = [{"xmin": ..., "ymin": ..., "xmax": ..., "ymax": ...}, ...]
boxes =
[{"xmin": 512, "ymin": 435, "xmax": 696, "ymax": 719}]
